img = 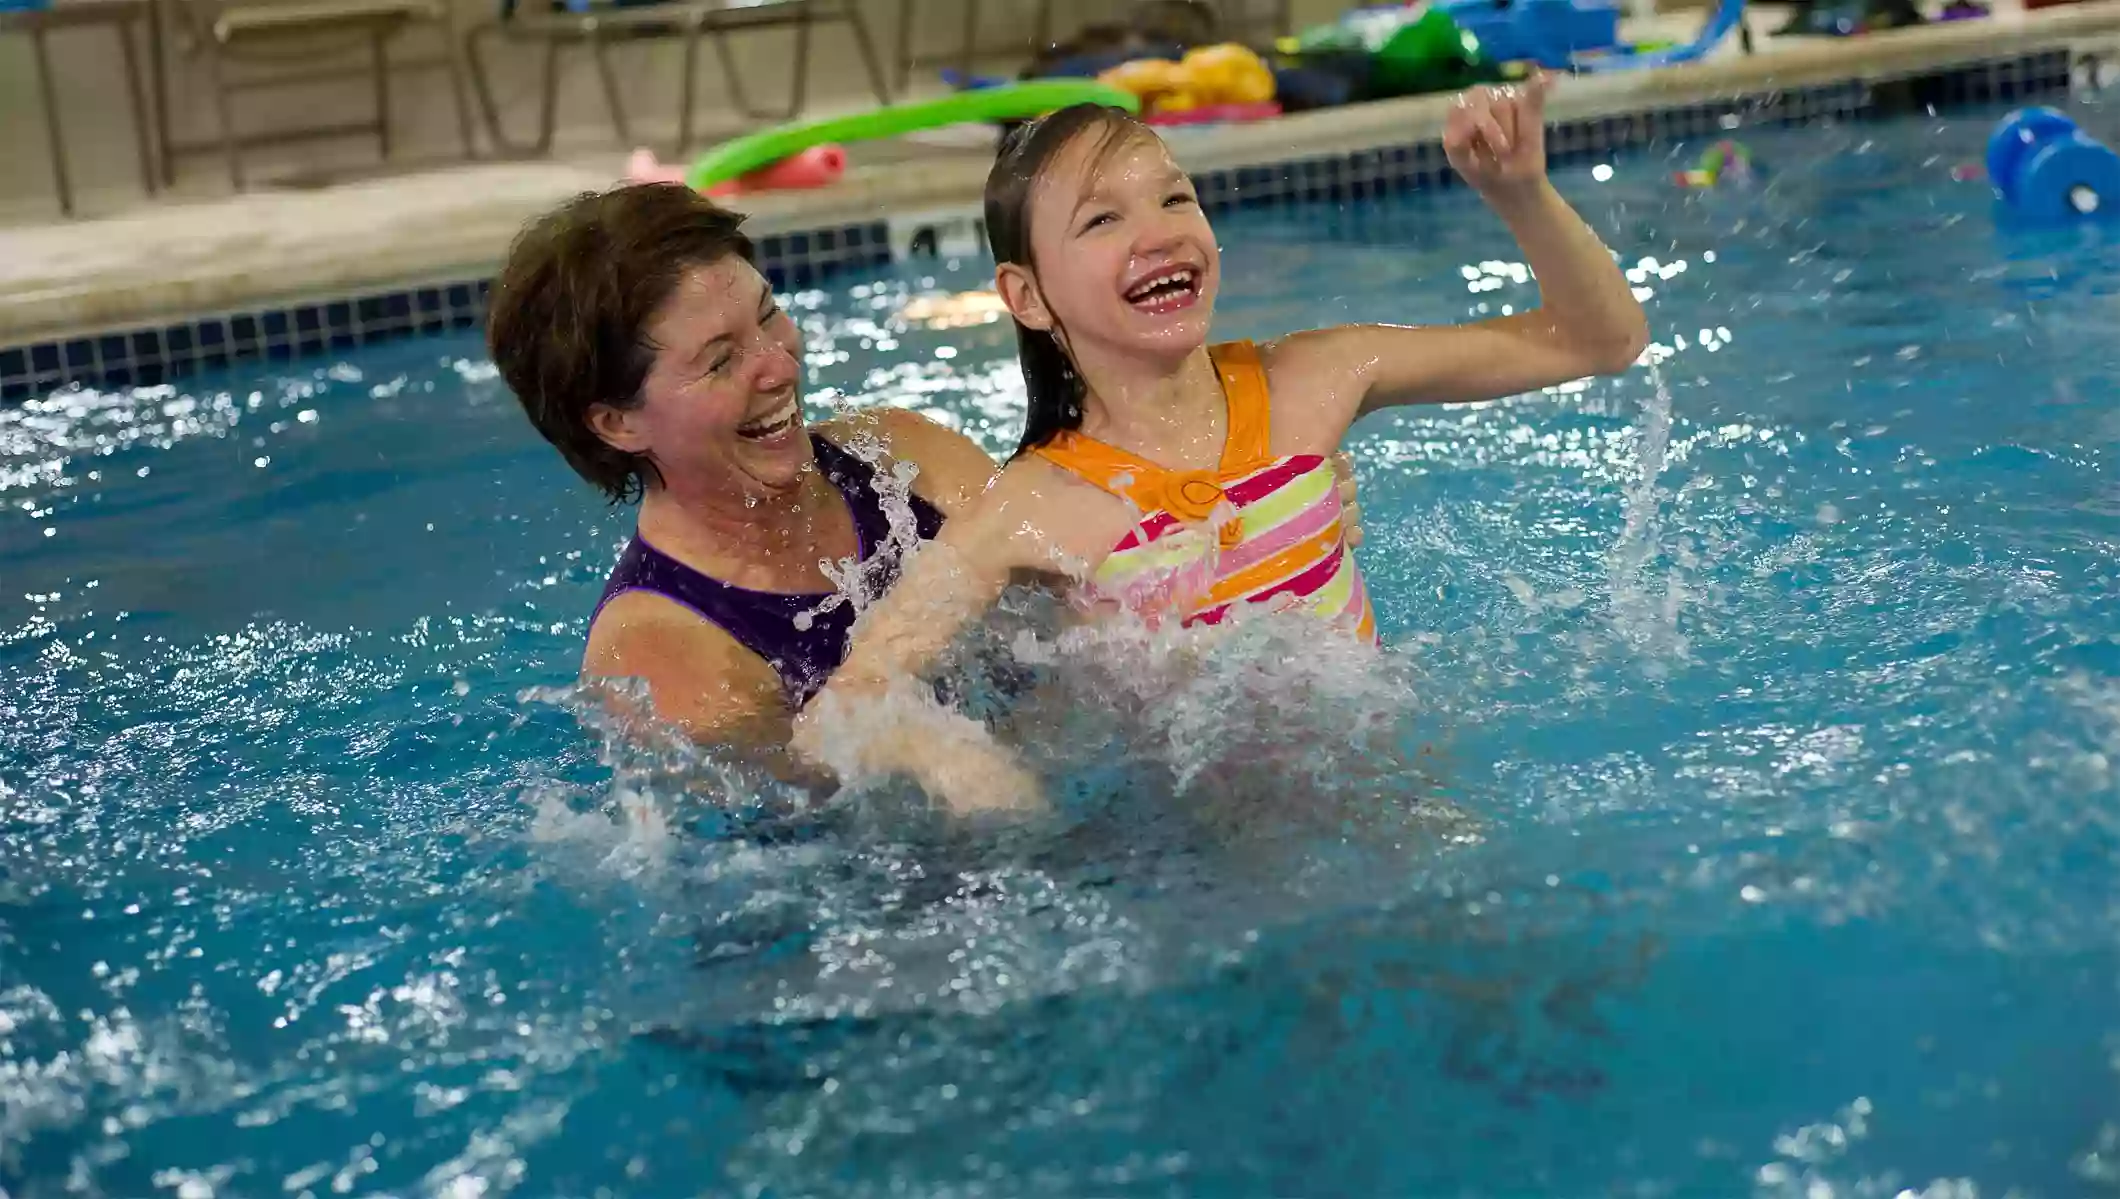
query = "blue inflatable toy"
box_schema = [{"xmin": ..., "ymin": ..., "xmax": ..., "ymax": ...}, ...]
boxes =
[{"xmin": 1985, "ymin": 107, "xmax": 2120, "ymax": 221}]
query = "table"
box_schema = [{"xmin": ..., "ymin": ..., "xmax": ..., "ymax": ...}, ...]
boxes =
[{"xmin": 0, "ymin": 0, "xmax": 162, "ymax": 216}]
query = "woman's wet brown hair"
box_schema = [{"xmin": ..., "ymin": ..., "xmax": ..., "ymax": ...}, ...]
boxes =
[
  {"xmin": 983, "ymin": 102, "xmax": 1159, "ymax": 459},
  {"xmin": 487, "ymin": 183, "xmax": 755, "ymax": 502}
]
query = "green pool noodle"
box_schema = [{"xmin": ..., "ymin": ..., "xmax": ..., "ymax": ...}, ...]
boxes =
[{"xmin": 685, "ymin": 79, "xmax": 1143, "ymax": 192}]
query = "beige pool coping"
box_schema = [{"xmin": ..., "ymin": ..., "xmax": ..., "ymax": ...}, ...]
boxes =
[{"xmin": 4, "ymin": 0, "xmax": 2120, "ymax": 348}]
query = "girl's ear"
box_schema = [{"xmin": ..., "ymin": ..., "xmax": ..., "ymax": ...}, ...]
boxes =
[{"xmin": 996, "ymin": 263, "xmax": 1054, "ymax": 332}]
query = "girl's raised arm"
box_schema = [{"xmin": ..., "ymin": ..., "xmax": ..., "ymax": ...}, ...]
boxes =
[{"xmin": 1276, "ymin": 75, "xmax": 1649, "ymax": 422}]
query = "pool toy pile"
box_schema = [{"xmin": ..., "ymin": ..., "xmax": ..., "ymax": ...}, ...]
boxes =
[
  {"xmin": 1097, "ymin": 43, "xmax": 1282, "ymax": 125},
  {"xmin": 656, "ymin": 0, "xmax": 1777, "ymax": 197}
]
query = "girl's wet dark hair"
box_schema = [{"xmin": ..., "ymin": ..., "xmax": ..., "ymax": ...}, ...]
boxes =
[{"xmin": 984, "ymin": 102, "xmax": 1155, "ymax": 458}]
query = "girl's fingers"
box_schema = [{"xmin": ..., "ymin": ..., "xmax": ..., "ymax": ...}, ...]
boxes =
[
  {"xmin": 1496, "ymin": 92, "xmax": 1522, "ymax": 152},
  {"xmin": 1475, "ymin": 108, "xmax": 1511, "ymax": 157},
  {"xmin": 1524, "ymin": 68, "xmax": 1557, "ymax": 114}
]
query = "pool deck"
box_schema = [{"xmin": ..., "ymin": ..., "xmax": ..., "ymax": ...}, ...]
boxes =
[{"xmin": 4, "ymin": 0, "xmax": 2120, "ymax": 349}]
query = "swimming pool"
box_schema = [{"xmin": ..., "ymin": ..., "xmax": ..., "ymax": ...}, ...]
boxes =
[{"xmin": 5, "ymin": 97, "xmax": 2119, "ymax": 1197}]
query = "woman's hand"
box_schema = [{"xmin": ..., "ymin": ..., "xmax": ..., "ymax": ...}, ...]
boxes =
[
  {"xmin": 1332, "ymin": 451, "xmax": 1364, "ymax": 549},
  {"xmin": 790, "ymin": 684, "xmax": 1045, "ymax": 818},
  {"xmin": 1443, "ymin": 72, "xmax": 1555, "ymax": 200},
  {"xmin": 916, "ymin": 733, "xmax": 1046, "ymax": 816}
]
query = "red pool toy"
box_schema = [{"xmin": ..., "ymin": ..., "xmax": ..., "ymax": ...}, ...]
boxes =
[
  {"xmin": 625, "ymin": 144, "xmax": 847, "ymax": 196},
  {"xmin": 1144, "ymin": 101, "xmax": 1283, "ymax": 127}
]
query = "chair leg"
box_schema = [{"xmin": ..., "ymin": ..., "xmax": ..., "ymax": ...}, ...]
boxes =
[
  {"xmin": 842, "ymin": 1, "xmax": 894, "ymax": 105},
  {"xmin": 589, "ymin": 32, "xmax": 631, "ymax": 146},
  {"xmin": 710, "ymin": 30, "xmax": 771, "ymax": 122},
  {"xmin": 464, "ymin": 24, "xmax": 528, "ymax": 155},
  {"xmin": 151, "ymin": 0, "xmax": 175, "ymax": 186},
  {"xmin": 955, "ymin": 0, "xmax": 977, "ymax": 82},
  {"xmin": 536, "ymin": 37, "xmax": 560, "ymax": 154},
  {"xmin": 201, "ymin": 47, "xmax": 244, "ymax": 189},
  {"xmin": 676, "ymin": 21, "xmax": 700, "ymax": 156},
  {"xmin": 894, "ymin": 0, "xmax": 914, "ymax": 92},
  {"xmin": 439, "ymin": 19, "xmax": 479, "ymax": 158},
  {"xmin": 29, "ymin": 28, "xmax": 73, "ymax": 216},
  {"xmin": 371, "ymin": 27, "xmax": 392, "ymax": 160},
  {"xmin": 116, "ymin": 17, "xmax": 158, "ymax": 198},
  {"xmin": 783, "ymin": 6, "xmax": 813, "ymax": 120}
]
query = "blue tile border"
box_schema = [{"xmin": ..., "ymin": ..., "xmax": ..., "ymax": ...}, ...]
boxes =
[{"xmin": 0, "ymin": 49, "xmax": 2073, "ymax": 404}]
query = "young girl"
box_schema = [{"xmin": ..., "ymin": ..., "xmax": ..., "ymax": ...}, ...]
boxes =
[{"xmin": 792, "ymin": 75, "xmax": 1648, "ymax": 813}]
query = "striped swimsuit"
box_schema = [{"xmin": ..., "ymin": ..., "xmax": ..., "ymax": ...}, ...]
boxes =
[{"xmin": 1033, "ymin": 340, "xmax": 1377, "ymax": 643}]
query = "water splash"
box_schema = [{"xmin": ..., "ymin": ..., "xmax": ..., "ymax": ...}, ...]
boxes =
[
  {"xmin": 793, "ymin": 429, "xmax": 931, "ymax": 634},
  {"xmin": 1605, "ymin": 362, "xmax": 1691, "ymax": 662}
]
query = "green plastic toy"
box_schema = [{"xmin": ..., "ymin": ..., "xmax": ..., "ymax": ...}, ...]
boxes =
[
  {"xmin": 1371, "ymin": 8, "xmax": 1497, "ymax": 96},
  {"xmin": 684, "ymin": 79, "xmax": 1142, "ymax": 192},
  {"xmin": 1283, "ymin": 6, "xmax": 1500, "ymax": 101}
]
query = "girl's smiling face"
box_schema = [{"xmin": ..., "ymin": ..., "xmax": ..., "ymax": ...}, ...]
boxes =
[{"xmin": 998, "ymin": 126, "xmax": 1221, "ymax": 369}]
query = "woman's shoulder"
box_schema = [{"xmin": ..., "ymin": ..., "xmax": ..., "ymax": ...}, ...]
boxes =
[{"xmin": 813, "ymin": 406, "xmax": 998, "ymax": 517}]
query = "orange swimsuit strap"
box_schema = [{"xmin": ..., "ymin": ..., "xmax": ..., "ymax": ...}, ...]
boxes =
[{"xmin": 1031, "ymin": 341, "xmax": 1274, "ymax": 523}]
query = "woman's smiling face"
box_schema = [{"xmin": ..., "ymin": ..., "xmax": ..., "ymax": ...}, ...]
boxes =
[{"xmin": 592, "ymin": 258, "xmax": 812, "ymax": 498}]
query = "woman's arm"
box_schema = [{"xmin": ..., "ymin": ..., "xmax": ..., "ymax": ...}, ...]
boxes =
[
  {"xmin": 789, "ymin": 470, "xmax": 1055, "ymax": 813},
  {"xmin": 1271, "ymin": 74, "xmax": 1649, "ymax": 428},
  {"xmin": 582, "ymin": 591, "xmax": 835, "ymax": 786}
]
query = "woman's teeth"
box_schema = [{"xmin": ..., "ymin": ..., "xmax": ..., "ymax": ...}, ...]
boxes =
[{"xmin": 739, "ymin": 399, "xmax": 800, "ymax": 439}]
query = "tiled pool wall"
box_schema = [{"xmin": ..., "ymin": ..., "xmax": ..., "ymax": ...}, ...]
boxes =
[{"xmin": 0, "ymin": 48, "xmax": 2075, "ymax": 405}]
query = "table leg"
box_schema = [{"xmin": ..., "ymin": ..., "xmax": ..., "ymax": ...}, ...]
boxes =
[
  {"xmin": 117, "ymin": 15, "xmax": 158, "ymax": 196},
  {"xmin": 29, "ymin": 27, "xmax": 74, "ymax": 216}
]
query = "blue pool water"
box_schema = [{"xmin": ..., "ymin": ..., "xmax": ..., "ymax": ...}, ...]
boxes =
[{"xmin": 5, "ymin": 102, "xmax": 2120, "ymax": 1197}]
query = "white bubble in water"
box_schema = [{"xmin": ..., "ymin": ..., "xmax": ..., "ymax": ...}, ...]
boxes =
[{"xmin": 453, "ymin": 679, "xmax": 471, "ymax": 697}]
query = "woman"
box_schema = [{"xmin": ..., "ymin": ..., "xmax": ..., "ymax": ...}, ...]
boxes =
[{"xmin": 486, "ymin": 183, "xmax": 1362, "ymax": 789}]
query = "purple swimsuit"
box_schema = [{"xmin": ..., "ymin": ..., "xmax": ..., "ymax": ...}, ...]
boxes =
[{"xmin": 593, "ymin": 433, "xmax": 946, "ymax": 705}]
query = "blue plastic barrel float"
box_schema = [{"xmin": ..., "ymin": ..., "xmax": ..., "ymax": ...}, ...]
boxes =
[{"xmin": 1985, "ymin": 106, "xmax": 2120, "ymax": 222}]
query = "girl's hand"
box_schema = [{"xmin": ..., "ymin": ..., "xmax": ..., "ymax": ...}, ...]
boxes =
[{"xmin": 1443, "ymin": 72, "xmax": 1555, "ymax": 200}]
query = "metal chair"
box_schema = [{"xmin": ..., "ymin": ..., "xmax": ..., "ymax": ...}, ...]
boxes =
[
  {"xmin": 894, "ymin": 0, "xmax": 1053, "ymax": 90},
  {"xmin": 891, "ymin": 0, "xmax": 1294, "ymax": 91},
  {"xmin": 465, "ymin": 0, "xmax": 893, "ymax": 159},
  {"xmin": 160, "ymin": 0, "xmax": 478, "ymax": 189}
]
